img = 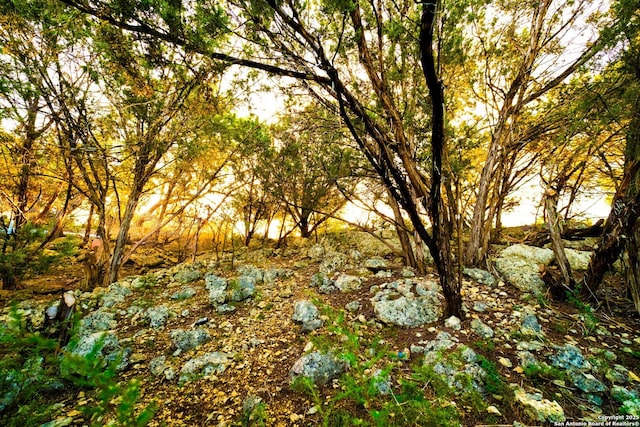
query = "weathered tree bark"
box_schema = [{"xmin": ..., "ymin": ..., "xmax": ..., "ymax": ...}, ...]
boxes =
[
  {"xmin": 582, "ymin": 56, "xmax": 640, "ymax": 302},
  {"xmin": 543, "ymin": 187, "xmax": 574, "ymax": 290},
  {"xmin": 420, "ymin": 0, "xmax": 463, "ymax": 319},
  {"xmin": 581, "ymin": 168, "xmax": 640, "ymax": 301},
  {"xmin": 386, "ymin": 189, "xmax": 418, "ymax": 271}
]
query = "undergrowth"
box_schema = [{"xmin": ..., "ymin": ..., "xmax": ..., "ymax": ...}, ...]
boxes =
[
  {"xmin": 286, "ymin": 301, "xmax": 510, "ymax": 426},
  {"xmin": 0, "ymin": 304, "xmax": 155, "ymax": 426}
]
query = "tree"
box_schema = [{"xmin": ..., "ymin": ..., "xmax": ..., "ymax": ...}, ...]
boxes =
[
  {"xmin": 463, "ymin": 0, "xmax": 608, "ymax": 266},
  {"xmin": 0, "ymin": 0, "xmax": 81, "ymax": 289},
  {"xmin": 582, "ymin": 0, "xmax": 640, "ymax": 307},
  {"xmin": 53, "ymin": 0, "xmax": 468, "ymax": 317},
  {"xmin": 269, "ymin": 106, "xmax": 356, "ymax": 239}
]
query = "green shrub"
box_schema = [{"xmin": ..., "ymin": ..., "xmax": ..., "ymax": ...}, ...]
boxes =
[{"xmin": 0, "ymin": 306, "xmax": 155, "ymax": 426}]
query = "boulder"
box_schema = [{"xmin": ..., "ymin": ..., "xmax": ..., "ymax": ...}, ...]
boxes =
[
  {"xmin": 173, "ymin": 268, "xmax": 202, "ymax": 284},
  {"xmin": 145, "ymin": 305, "xmax": 171, "ymax": 329},
  {"xmin": 205, "ymin": 274, "xmax": 228, "ymax": 305},
  {"xmin": 371, "ymin": 279, "xmax": 442, "ymax": 327},
  {"xmin": 171, "ymin": 286, "xmax": 197, "ymax": 300},
  {"xmin": 463, "ymin": 268, "xmax": 497, "ymax": 286},
  {"xmin": 230, "ymin": 276, "xmax": 256, "ymax": 302},
  {"xmin": 364, "ymin": 257, "xmax": 388, "ymax": 272},
  {"xmin": 495, "ymin": 245, "xmax": 593, "ymax": 293},
  {"xmin": 470, "ymin": 318, "xmax": 494, "ymax": 338}
]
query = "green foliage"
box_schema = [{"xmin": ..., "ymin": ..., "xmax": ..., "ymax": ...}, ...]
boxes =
[
  {"xmin": 0, "ymin": 222, "xmax": 78, "ymax": 289},
  {"xmin": 294, "ymin": 302, "xmax": 466, "ymax": 426},
  {"xmin": 0, "ymin": 306, "xmax": 155, "ymax": 426},
  {"xmin": 477, "ymin": 355, "xmax": 509, "ymax": 396},
  {"xmin": 522, "ymin": 362, "xmax": 567, "ymax": 383},
  {"xmin": 472, "ymin": 338, "xmax": 495, "ymax": 352},
  {"xmin": 566, "ymin": 287, "xmax": 600, "ymax": 335}
]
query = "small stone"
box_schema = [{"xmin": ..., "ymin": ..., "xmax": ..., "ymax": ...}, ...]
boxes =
[
  {"xmin": 345, "ymin": 301, "xmax": 361, "ymax": 312},
  {"xmin": 487, "ymin": 405, "xmax": 502, "ymax": 416},
  {"xmin": 444, "ymin": 316, "xmax": 462, "ymax": 330},
  {"xmin": 498, "ymin": 357, "xmax": 513, "ymax": 368}
]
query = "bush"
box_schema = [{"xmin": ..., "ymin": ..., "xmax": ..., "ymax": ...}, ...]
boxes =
[
  {"xmin": 0, "ymin": 306, "xmax": 155, "ymax": 426},
  {"xmin": 0, "ymin": 221, "xmax": 79, "ymax": 289}
]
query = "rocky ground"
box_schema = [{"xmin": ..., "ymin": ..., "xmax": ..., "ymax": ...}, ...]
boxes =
[{"xmin": 2, "ymin": 230, "xmax": 640, "ymax": 426}]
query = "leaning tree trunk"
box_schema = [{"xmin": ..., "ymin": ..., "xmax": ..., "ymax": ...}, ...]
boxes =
[
  {"xmin": 543, "ymin": 186, "xmax": 574, "ymax": 294},
  {"xmin": 387, "ymin": 188, "xmax": 419, "ymax": 271},
  {"xmin": 624, "ymin": 223, "xmax": 640, "ymax": 312},
  {"xmin": 420, "ymin": 0, "xmax": 463, "ymax": 319}
]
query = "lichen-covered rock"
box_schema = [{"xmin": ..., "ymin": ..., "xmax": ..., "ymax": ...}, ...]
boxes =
[
  {"xmin": 495, "ymin": 257, "xmax": 546, "ymax": 294},
  {"xmin": 179, "ymin": 352, "xmax": 233, "ymax": 382},
  {"xmin": 551, "ymin": 344, "xmax": 590, "ymax": 372},
  {"xmin": 230, "ymin": 276, "xmax": 256, "ymax": 302},
  {"xmin": 319, "ymin": 251, "xmax": 348, "ymax": 273},
  {"xmin": 521, "ymin": 313, "xmax": 543, "ymax": 335},
  {"xmin": 289, "ymin": 351, "xmax": 346, "ymax": 386},
  {"xmin": 101, "ymin": 283, "xmax": 133, "ymax": 308},
  {"xmin": 80, "ymin": 308, "xmax": 117, "ymax": 333},
  {"xmin": 149, "ymin": 355, "xmax": 168, "ymax": 376},
  {"xmin": 463, "ymin": 268, "xmax": 497, "ymax": 286},
  {"xmin": 333, "ymin": 274, "xmax": 362, "ymax": 292},
  {"xmin": 68, "ymin": 331, "xmax": 129, "ymax": 370},
  {"xmin": 170, "ymin": 328, "xmax": 212, "ymax": 352},
  {"xmin": 292, "ymin": 300, "xmax": 323, "ymax": 332},
  {"xmin": 205, "ymin": 274, "xmax": 228, "ymax": 305},
  {"xmin": 445, "ymin": 316, "xmax": 462, "ymax": 330},
  {"xmin": 568, "ymin": 371, "xmax": 606, "ymax": 393},
  {"xmin": 364, "ymin": 257, "xmax": 388, "ymax": 272},
  {"xmin": 495, "ymin": 245, "xmax": 593, "ymax": 293},
  {"xmin": 371, "ymin": 279, "xmax": 441, "ymax": 327},
  {"xmin": 171, "ymin": 286, "xmax": 197, "ymax": 300},
  {"xmin": 513, "ymin": 386, "xmax": 565, "ymax": 423},
  {"xmin": 173, "ymin": 268, "xmax": 201, "ymax": 284},
  {"xmin": 471, "ymin": 318, "xmax": 494, "ymax": 339},
  {"xmin": 145, "ymin": 305, "xmax": 171, "ymax": 329},
  {"xmin": 372, "ymin": 296, "xmax": 439, "ymax": 327}
]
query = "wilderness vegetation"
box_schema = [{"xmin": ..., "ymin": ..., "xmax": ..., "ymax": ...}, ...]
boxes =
[
  {"xmin": 0, "ymin": 0, "xmax": 639, "ymax": 315},
  {"xmin": 2, "ymin": 0, "xmax": 640, "ymax": 426}
]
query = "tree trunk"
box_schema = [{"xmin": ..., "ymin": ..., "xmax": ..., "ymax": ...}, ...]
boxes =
[
  {"xmin": 420, "ymin": 0, "xmax": 463, "ymax": 319},
  {"xmin": 108, "ymin": 188, "xmax": 143, "ymax": 285},
  {"xmin": 387, "ymin": 188, "xmax": 418, "ymax": 270},
  {"xmin": 623, "ymin": 222, "xmax": 640, "ymax": 312},
  {"xmin": 582, "ymin": 55, "xmax": 640, "ymax": 301},
  {"xmin": 543, "ymin": 187, "xmax": 574, "ymax": 292}
]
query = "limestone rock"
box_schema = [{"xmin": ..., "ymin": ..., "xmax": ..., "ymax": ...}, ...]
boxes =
[
  {"xmin": 170, "ymin": 328, "xmax": 212, "ymax": 352},
  {"xmin": 173, "ymin": 268, "xmax": 201, "ymax": 284},
  {"xmin": 371, "ymin": 279, "xmax": 441, "ymax": 327},
  {"xmin": 292, "ymin": 300, "xmax": 323, "ymax": 332},
  {"xmin": 513, "ymin": 386, "xmax": 565, "ymax": 423},
  {"xmin": 289, "ymin": 351, "xmax": 346, "ymax": 386},
  {"xmin": 230, "ymin": 276, "xmax": 256, "ymax": 302},
  {"xmin": 364, "ymin": 257, "xmax": 388, "ymax": 272},
  {"xmin": 445, "ymin": 316, "xmax": 462, "ymax": 330},
  {"xmin": 471, "ymin": 318, "xmax": 494, "ymax": 338},
  {"xmin": 145, "ymin": 305, "xmax": 170, "ymax": 329},
  {"xmin": 171, "ymin": 286, "xmax": 197, "ymax": 300},
  {"xmin": 333, "ymin": 274, "xmax": 362, "ymax": 292},
  {"xmin": 463, "ymin": 268, "xmax": 497, "ymax": 286},
  {"xmin": 179, "ymin": 352, "xmax": 233, "ymax": 382}
]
